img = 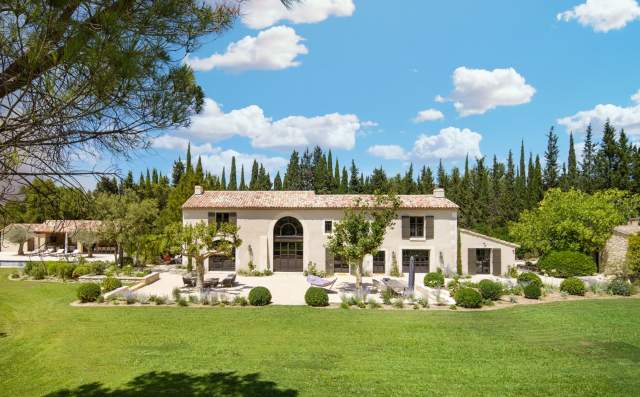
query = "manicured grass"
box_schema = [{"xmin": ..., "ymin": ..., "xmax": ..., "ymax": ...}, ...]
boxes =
[{"xmin": 1, "ymin": 270, "xmax": 639, "ymax": 396}]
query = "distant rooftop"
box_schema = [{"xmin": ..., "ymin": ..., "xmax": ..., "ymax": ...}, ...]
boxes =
[{"xmin": 182, "ymin": 189, "xmax": 458, "ymax": 210}]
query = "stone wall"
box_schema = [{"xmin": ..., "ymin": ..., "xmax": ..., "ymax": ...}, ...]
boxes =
[{"xmin": 601, "ymin": 233, "xmax": 628, "ymax": 275}]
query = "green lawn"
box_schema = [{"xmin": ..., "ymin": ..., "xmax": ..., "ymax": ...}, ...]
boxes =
[{"xmin": 1, "ymin": 270, "xmax": 639, "ymax": 397}]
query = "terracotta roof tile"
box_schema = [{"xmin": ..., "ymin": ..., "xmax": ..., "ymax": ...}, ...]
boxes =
[{"xmin": 182, "ymin": 191, "xmax": 458, "ymax": 210}]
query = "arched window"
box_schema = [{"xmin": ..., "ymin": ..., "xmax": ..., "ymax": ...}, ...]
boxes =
[{"xmin": 274, "ymin": 217, "xmax": 303, "ymax": 238}]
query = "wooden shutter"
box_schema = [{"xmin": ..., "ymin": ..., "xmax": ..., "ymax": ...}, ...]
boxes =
[
  {"xmin": 467, "ymin": 248, "xmax": 476, "ymax": 275},
  {"xmin": 401, "ymin": 216, "xmax": 410, "ymax": 239},
  {"xmin": 492, "ymin": 248, "xmax": 502, "ymax": 276},
  {"xmin": 325, "ymin": 247, "xmax": 334, "ymax": 274},
  {"xmin": 207, "ymin": 212, "xmax": 215, "ymax": 225},
  {"xmin": 425, "ymin": 216, "xmax": 434, "ymax": 239},
  {"xmin": 229, "ymin": 212, "xmax": 237, "ymax": 226}
]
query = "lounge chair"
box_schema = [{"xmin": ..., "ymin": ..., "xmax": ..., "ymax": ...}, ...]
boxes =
[
  {"xmin": 221, "ymin": 273, "xmax": 236, "ymax": 288},
  {"xmin": 306, "ymin": 275, "xmax": 337, "ymax": 290}
]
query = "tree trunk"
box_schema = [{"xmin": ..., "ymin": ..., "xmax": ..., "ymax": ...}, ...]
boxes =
[
  {"xmin": 196, "ymin": 257, "xmax": 205, "ymax": 292},
  {"xmin": 18, "ymin": 242, "xmax": 24, "ymax": 256},
  {"xmin": 354, "ymin": 258, "xmax": 364, "ymax": 295},
  {"xmin": 88, "ymin": 245, "xmax": 93, "ymax": 258}
]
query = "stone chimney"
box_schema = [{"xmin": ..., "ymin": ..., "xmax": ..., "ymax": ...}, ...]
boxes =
[
  {"xmin": 194, "ymin": 185, "xmax": 203, "ymax": 195},
  {"xmin": 433, "ymin": 188, "xmax": 445, "ymax": 198}
]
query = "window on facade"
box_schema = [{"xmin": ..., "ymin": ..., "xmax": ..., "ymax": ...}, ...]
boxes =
[
  {"xmin": 324, "ymin": 220, "xmax": 333, "ymax": 234},
  {"xmin": 409, "ymin": 216, "xmax": 424, "ymax": 238},
  {"xmin": 216, "ymin": 212, "xmax": 230, "ymax": 226}
]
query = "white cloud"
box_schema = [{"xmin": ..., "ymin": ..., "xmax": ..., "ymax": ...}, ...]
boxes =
[
  {"xmin": 367, "ymin": 145, "xmax": 408, "ymax": 160},
  {"xmin": 632, "ymin": 89, "xmax": 640, "ymax": 104},
  {"xmin": 184, "ymin": 26, "xmax": 307, "ymax": 72},
  {"xmin": 178, "ymin": 98, "xmax": 361, "ymax": 150},
  {"xmin": 557, "ymin": 0, "xmax": 640, "ymax": 32},
  {"xmin": 242, "ymin": 0, "xmax": 355, "ymax": 29},
  {"xmin": 434, "ymin": 95, "xmax": 446, "ymax": 103},
  {"xmin": 557, "ymin": 102, "xmax": 640, "ymax": 134},
  {"xmin": 411, "ymin": 127, "xmax": 482, "ymax": 160},
  {"xmin": 152, "ymin": 135, "xmax": 288, "ymax": 176},
  {"xmin": 368, "ymin": 127, "xmax": 482, "ymax": 162},
  {"xmin": 444, "ymin": 67, "xmax": 536, "ymax": 117},
  {"xmin": 413, "ymin": 109, "xmax": 444, "ymax": 123}
]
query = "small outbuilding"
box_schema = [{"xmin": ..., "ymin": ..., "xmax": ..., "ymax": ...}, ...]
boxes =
[{"xmin": 459, "ymin": 228, "xmax": 519, "ymax": 276}]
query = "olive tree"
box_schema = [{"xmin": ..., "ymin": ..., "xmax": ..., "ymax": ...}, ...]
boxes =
[
  {"xmin": 71, "ymin": 229, "xmax": 99, "ymax": 257},
  {"xmin": 164, "ymin": 221, "xmax": 241, "ymax": 291},
  {"xmin": 3, "ymin": 224, "xmax": 33, "ymax": 255},
  {"xmin": 326, "ymin": 194, "xmax": 400, "ymax": 293}
]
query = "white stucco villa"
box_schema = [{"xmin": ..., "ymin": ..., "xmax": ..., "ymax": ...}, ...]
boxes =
[{"xmin": 182, "ymin": 186, "xmax": 519, "ymax": 276}]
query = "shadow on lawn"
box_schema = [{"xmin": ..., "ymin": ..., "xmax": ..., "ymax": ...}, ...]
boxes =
[{"xmin": 45, "ymin": 371, "xmax": 298, "ymax": 397}]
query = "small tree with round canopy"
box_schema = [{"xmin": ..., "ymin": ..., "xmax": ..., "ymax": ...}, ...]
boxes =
[
  {"xmin": 4, "ymin": 225, "xmax": 34, "ymax": 255},
  {"xmin": 71, "ymin": 229, "xmax": 99, "ymax": 258},
  {"xmin": 326, "ymin": 193, "xmax": 400, "ymax": 293},
  {"xmin": 164, "ymin": 221, "xmax": 241, "ymax": 291}
]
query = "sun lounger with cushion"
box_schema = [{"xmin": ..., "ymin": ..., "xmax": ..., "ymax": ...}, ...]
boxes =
[
  {"xmin": 306, "ymin": 275, "xmax": 337, "ymax": 290},
  {"xmin": 221, "ymin": 273, "xmax": 236, "ymax": 287}
]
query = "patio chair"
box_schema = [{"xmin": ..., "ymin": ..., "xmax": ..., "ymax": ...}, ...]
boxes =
[
  {"xmin": 221, "ymin": 273, "xmax": 236, "ymax": 288},
  {"xmin": 203, "ymin": 278, "xmax": 219, "ymax": 289},
  {"xmin": 182, "ymin": 276, "xmax": 195, "ymax": 288},
  {"xmin": 306, "ymin": 275, "xmax": 337, "ymax": 290}
]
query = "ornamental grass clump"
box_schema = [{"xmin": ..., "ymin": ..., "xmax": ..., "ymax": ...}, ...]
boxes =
[
  {"xmin": 305, "ymin": 287, "xmax": 329, "ymax": 307},
  {"xmin": 248, "ymin": 286, "xmax": 272, "ymax": 306},
  {"xmin": 560, "ymin": 277, "xmax": 586, "ymax": 296},
  {"xmin": 608, "ymin": 278, "xmax": 633, "ymax": 296}
]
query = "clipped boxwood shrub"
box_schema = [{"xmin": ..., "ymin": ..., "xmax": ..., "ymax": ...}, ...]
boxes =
[
  {"xmin": 248, "ymin": 286, "xmax": 272, "ymax": 306},
  {"xmin": 608, "ymin": 278, "xmax": 632, "ymax": 296},
  {"xmin": 423, "ymin": 271, "xmax": 445, "ymax": 288},
  {"xmin": 560, "ymin": 277, "xmax": 586, "ymax": 296},
  {"xmin": 523, "ymin": 283, "xmax": 542, "ymax": 299},
  {"xmin": 305, "ymin": 287, "xmax": 329, "ymax": 307},
  {"xmin": 77, "ymin": 283, "xmax": 101, "ymax": 303},
  {"xmin": 478, "ymin": 279, "xmax": 503, "ymax": 301},
  {"xmin": 518, "ymin": 272, "xmax": 543, "ymax": 288},
  {"xmin": 454, "ymin": 287, "xmax": 482, "ymax": 308},
  {"xmin": 537, "ymin": 251, "xmax": 596, "ymax": 278},
  {"xmin": 102, "ymin": 277, "xmax": 122, "ymax": 292}
]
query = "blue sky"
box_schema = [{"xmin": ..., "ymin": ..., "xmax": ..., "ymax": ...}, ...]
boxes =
[{"xmin": 113, "ymin": 0, "xmax": 640, "ymax": 181}]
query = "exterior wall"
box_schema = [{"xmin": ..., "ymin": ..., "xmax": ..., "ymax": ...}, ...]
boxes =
[
  {"xmin": 182, "ymin": 208, "xmax": 459, "ymax": 274},
  {"xmin": 601, "ymin": 232, "xmax": 628, "ymax": 275},
  {"xmin": 460, "ymin": 231, "xmax": 517, "ymax": 275}
]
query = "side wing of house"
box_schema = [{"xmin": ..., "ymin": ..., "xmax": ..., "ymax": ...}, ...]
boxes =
[{"xmin": 459, "ymin": 229, "xmax": 519, "ymax": 276}]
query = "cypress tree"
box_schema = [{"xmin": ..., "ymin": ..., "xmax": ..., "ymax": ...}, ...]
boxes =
[
  {"xmin": 300, "ymin": 149, "xmax": 314, "ymax": 190},
  {"xmin": 273, "ymin": 172, "xmax": 283, "ymax": 190},
  {"xmin": 185, "ymin": 142, "xmax": 193, "ymax": 175},
  {"xmin": 195, "ymin": 157, "xmax": 204, "ymax": 183},
  {"xmin": 402, "ymin": 163, "xmax": 416, "ymax": 194},
  {"xmin": 340, "ymin": 167, "xmax": 348, "ymax": 193},
  {"xmin": 594, "ymin": 120, "xmax": 617, "ymax": 190},
  {"xmin": 437, "ymin": 160, "xmax": 447, "ymax": 189},
  {"xmin": 349, "ymin": 160, "xmax": 360, "ymax": 193},
  {"xmin": 581, "ymin": 124, "xmax": 596, "ymax": 192},
  {"xmin": 419, "ymin": 166, "xmax": 434, "ymax": 194},
  {"xmin": 239, "ymin": 165, "xmax": 247, "ymax": 190},
  {"xmin": 284, "ymin": 150, "xmax": 301, "ymax": 190},
  {"xmin": 327, "ymin": 150, "xmax": 334, "ymax": 192},
  {"xmin": 334, "ymin": 159, "xmax": 341, "ymax": 193},
  {"xmin": 249, "ymin": 160, "xmax": 259, "ymax": 190},
  {"xmin": 567, "ymin": 132, "xmax": 579, "ymax": 189},
  {"xmin": 370, "ymin": 167, "xmax": 388, "ymax": 193},
  {"xmin": 220, "ymin": 166, "xmax": 226, "ymax": 191},
  {"xmin": 515, "ymin": 141, "xmax": 527, "ymax": 214},
  {"xmin": 543, "ymin": 126, "xmax": 559, "ymax": 189},
  {"xmin": 617, "ymin": 129, "xmax": 631, "ymax": 190},
  {"xmin": 228, "ymin": 156, "xmax": 237, "ymax": 190}
]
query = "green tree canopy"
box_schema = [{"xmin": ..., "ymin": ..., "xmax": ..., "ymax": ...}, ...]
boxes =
[
  {"xmin": 326, "ymin": 193, "xmax": 400, "ymax": 292},
  {"xmin": 509, "ymin": 188, "xmax": 631, "ymax": 256}
]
